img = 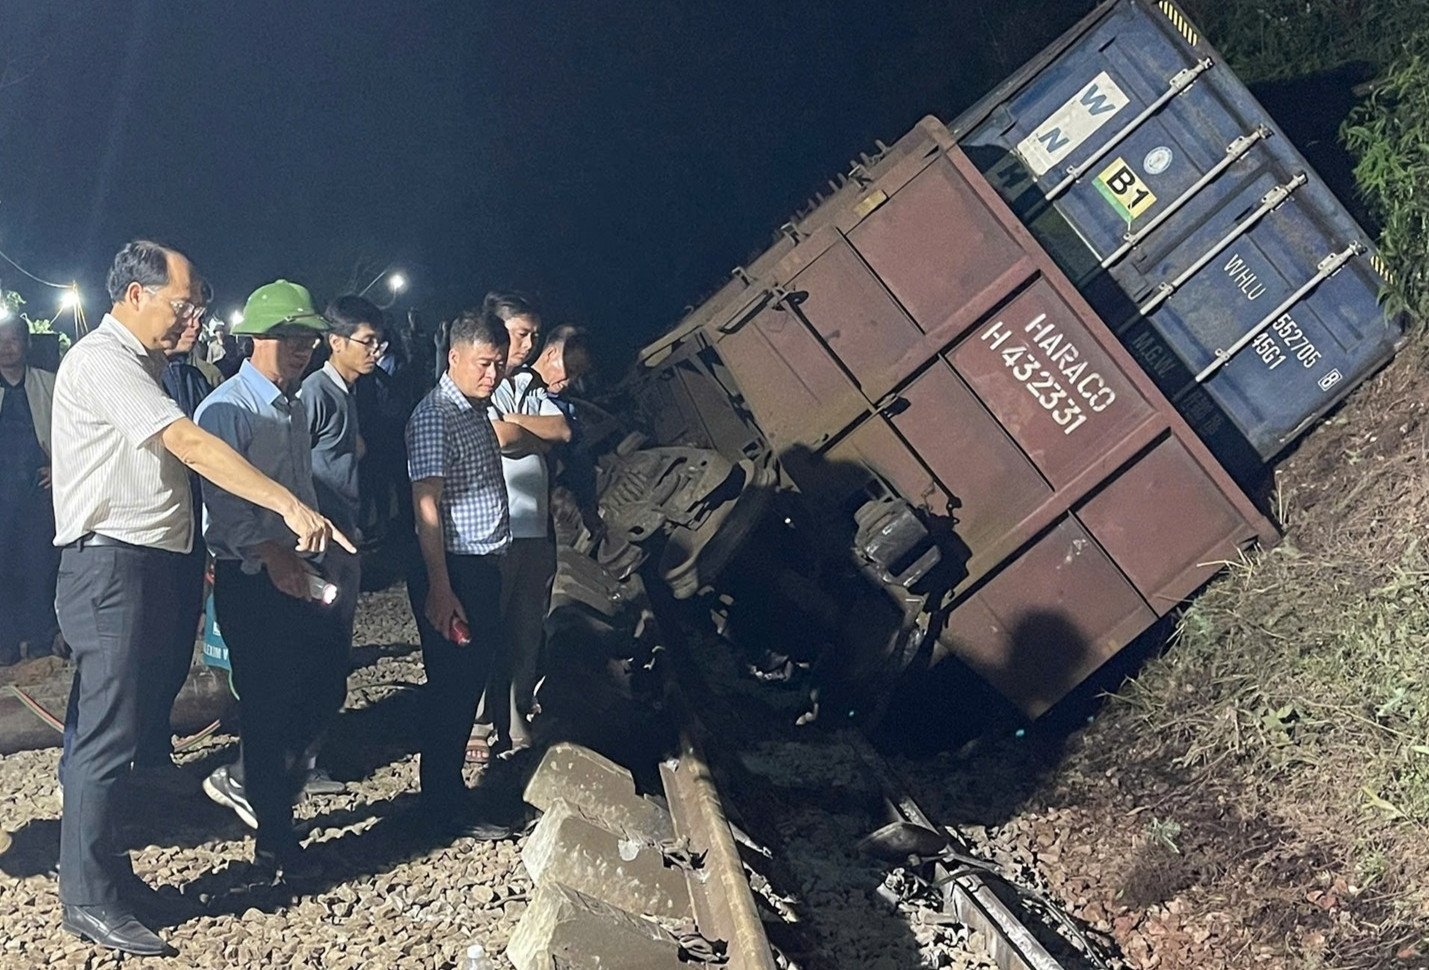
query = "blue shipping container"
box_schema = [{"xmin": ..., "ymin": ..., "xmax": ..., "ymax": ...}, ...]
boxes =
[{"xmin": 954, "ymin": 0, "xmax": 1403, "ymax": 481}]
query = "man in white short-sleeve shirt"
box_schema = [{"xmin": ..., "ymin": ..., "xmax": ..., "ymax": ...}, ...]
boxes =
[
  {"xmin": 483, "ymin": 305, "xmax": 572, "ymax": 755},
  {"xmin": 49, "ymin": 241, "xmax": 348, "ymax": 959}
]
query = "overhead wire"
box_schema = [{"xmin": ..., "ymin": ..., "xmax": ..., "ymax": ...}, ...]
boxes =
[
  {"xmin": 0, "ymin": 245, "xmax": 69, "ymax": 289},
  {"xmin": 0, "ymin": 242, "xmax": 90, "ymax": 334}
]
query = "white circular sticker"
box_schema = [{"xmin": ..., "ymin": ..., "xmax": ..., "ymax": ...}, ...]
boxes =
[{"xmin": 1143, "ymin": 146, "xmax": 1173, "ymax": 175}]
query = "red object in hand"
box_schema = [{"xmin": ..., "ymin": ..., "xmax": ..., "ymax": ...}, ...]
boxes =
[{"xmin": 449, "ymin": 617, "xmax": 472, "ymax": 646}]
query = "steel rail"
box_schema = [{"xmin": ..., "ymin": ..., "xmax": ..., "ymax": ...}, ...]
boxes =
[{"xmin": 843, "ymin": 732, "xmax": 1071, "ymax": 970}]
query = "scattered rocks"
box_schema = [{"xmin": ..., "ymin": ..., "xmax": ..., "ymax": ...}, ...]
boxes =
[{"xmin": 0, "ymin": 586, "xmax": 528, "ymax": 969}]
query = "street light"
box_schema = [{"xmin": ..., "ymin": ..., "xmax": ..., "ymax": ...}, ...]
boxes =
[
  {"xmin": 0, "ymin": 305, "xmax": 10, "ymax": 322},
  {"xmin": 59, "ymin": 288, "xmax": 81, "ymax": 310},
  {"xmin": 230, "ymin": 309, "xmax": 244, "ymax": 327},
  {"xmin": 357, "ymin": 264, "xmax": 409, "ymax": 306}
]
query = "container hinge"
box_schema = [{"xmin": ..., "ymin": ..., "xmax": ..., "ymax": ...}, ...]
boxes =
[
  {"xmin": 873, "ymin": 390, "xmax": 905, "ymax": 416},
  {"xmin": 780, "ymin": 221, "xmax": 804, "ymax": 243},
  {"xmin": 1046, "ymin": 57, "xmax": 1213, "ymax": 202},
  {"xmin": 1195, "ymin": 241, "xmax": 1364, "ymax": 384},
  {"xmin": 715, "ymin": 288, "xmax": 775, "ymax": 335},
  {"xmin": 1102, "ymin": 126, "xmax": 1270, "ymax": 269},
  {"xmin": 730, "ymin": 265, "xmax": 753, "ymax": 286},
  {"xmin": 1135, "ymin": 172, "xmax": 1308, "ymax": 320}
]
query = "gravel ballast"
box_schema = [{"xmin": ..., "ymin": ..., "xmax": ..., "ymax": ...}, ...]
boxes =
[{"xmin": 0, "ymin": 586, "xmax": 532, "ymax": 970}]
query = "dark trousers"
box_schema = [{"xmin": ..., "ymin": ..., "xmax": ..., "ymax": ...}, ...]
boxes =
[
  {"xmin": 213, "ymin": 560, "xmax": 347, "ymax": 852},
  {"xmin": 0, "ymin": 481, "xmax": 59, "ymax": 659},
  {"xmin": 406, "ymin": 549, "xmax": 502, "ymax": 814},
  {"xmin": 296, "ymin": 545, "xmax": 360, "ymax": 773},
  {"xmin": 486, "ymin": 534, "xmax": 556, "ymax": 753},
  {"xmin": 56, "ymin": 543, "xmax": 179, "ymax": 906},
  {"xmin": 60, "ymin": 545, "xmax": 207, "ymax": 778},
  {"xmin": 325, "ymin": 545, "xmax": 362, "ymax": 646},
  {"xmin": 135, "ymin": 545, "xmax": 207, "ymax": 765}
]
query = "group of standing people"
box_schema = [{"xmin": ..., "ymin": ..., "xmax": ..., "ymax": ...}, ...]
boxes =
[
  {"xmin": 0, "ymin": 312, "xmax": 60, "ymax": 666},
  {"xmin": 41, "ymin": 239, "xmax": 591, "ymax": 958}
]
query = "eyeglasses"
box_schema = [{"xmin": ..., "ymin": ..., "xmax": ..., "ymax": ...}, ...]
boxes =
[
  {"xmin": 345, "ymin": 334, "xmax": 389, "ymax": 356},
  {"xmin": 169, "ymin": 298, "xmax": 207, "ymax": 320},
  {"xmin": 143, "ymin": 287, "xmax": 206, "ymax": 321}
]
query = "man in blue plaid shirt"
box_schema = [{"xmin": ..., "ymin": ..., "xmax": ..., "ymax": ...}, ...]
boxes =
[{"xmin": 405, "ymin": 309, "xmax": 513, "ymax": 841}]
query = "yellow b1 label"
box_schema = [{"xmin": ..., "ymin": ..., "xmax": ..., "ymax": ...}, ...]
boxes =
[{"xmin": 1094, "ymin": 157, "xmax": 1156, "ymax": 219}]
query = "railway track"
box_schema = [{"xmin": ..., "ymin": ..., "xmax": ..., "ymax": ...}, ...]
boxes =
[
  {"xmin": 502, "ymin": 526, "xmax": 1104, "ymax": 969},
  {"xmin": 625, "ymin": 581, "xmax": 1103, "ymax": 970}
]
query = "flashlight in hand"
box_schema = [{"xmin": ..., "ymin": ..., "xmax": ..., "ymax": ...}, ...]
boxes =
[
  {"xmin": 449, "ymin": 617, "xmax": 472, "ymax": 646},
  {"xmin": 307, "ymin": 574, "xmax": 339, "ymax": 605}
]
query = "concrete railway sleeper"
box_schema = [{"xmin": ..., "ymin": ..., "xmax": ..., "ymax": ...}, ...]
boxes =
[
  {"xmin": 506, "ymin": 610, "xmax": 779, "ymax": 968},
  {"xmin": 508, "ymin": 739, "xmax": 778, "ymax": 968},
  {"xmin": 631, "ymin": 564, "xmax": 1096, "ymax": 968}
]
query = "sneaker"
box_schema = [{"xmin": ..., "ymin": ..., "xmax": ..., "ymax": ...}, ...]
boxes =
[
  {"xmin": 302, "ymin": 767, "xmax": 347, "ymax": 796},
  {"xmin": 202, "ymin": 766, "xmax": 257, "ymax": 830}
]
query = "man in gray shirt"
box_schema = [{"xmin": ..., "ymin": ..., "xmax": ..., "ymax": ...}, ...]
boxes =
[
  {"xmin": 302, "ymin": 296, "xmax": 384, "ymax": 639},
  {"xmin": 295, "ymin": 294, "xmax": 385, "ymax": 794}
]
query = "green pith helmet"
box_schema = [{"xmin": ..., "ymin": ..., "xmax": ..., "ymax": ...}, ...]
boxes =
[{"xmin": 232, "ymin": 280, "xmax": 329, "ymax": 336}]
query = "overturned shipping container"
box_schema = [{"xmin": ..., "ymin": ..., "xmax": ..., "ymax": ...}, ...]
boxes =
[
  {"xmin": 631, "ymin": 116, "xmax": 1277, "ymax": 718},
  {"xmin": 954, "ymin": 0, "xmax": 1403, "ymax": 484}
]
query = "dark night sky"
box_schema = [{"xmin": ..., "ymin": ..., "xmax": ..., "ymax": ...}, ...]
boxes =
[{"xmin": 0, "ymin": 1, "xmax": 1089, "ymax": 366}]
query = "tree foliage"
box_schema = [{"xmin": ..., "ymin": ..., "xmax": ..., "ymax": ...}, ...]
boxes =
[
  {"xmin": 1343, "ymin": 31, "xmax": 1429, "ymax": 326},
  {"xmin": 1179, "ymin": 0, "xmax": 1420, "ymax": 83},
  {"xmin": 3, "ymin": 289, "xmax": 72, "ymax": 353},
  {"xmin": 1175, "ymin": 0, "xmax": 1429, "ymax": 326}
]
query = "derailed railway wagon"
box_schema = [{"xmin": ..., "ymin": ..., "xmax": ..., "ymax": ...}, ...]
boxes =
[{"xmin": 618, "ymin": 0, "xmax": 1399, "ymax": 720}]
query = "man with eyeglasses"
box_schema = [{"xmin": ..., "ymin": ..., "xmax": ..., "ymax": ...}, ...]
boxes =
[
  {"xmin": 51, "ymin": 244, "xmax": 348, "ymax": 957},
  {"xmin": 58, "ymin": 277, "xmax": 217, "ymax": 789},
  {"xmin": 291, "ymin": 294, "xmax": 386, "ymax": 795},
  {"xmin": 194, "ymin": 280, "xmax": 350, "ymax": 884}
]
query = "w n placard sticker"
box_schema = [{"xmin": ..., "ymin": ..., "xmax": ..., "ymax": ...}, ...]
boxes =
[
  {"xmin": 1015, "ymin": 71, "xmax": 1129, "ymax": 177},
  {"xmin": 1094, "ymin": 157, "xmax": 1157, "ymax": 220}
]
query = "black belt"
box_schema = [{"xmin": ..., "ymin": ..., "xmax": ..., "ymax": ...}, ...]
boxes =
[{"xmin": 68, "ymin": 532, "xmax": 146, "ymax": 551}]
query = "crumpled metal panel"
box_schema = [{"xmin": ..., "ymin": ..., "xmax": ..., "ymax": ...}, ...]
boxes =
[
  {"xmin": 598, "ymin": 448, "xmax": 736, "ymax": 543},
  {"xmin": 550, "ymin": 547, "xmax": 628, "ymax": 619}
]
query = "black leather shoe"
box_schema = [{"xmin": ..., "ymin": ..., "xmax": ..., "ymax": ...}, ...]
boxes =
[
  {"xmin": 61, "ymin": 904, "xmax": 176, "ymax": 957},
  {"xmin": 453, "ymin": 818, "xmax": 514, "ymax": 841}
]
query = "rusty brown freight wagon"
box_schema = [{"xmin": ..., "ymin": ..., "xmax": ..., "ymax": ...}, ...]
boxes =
[{"xmin": 627, "ymin": 116, "xmax": 1277, "ymax": 719}]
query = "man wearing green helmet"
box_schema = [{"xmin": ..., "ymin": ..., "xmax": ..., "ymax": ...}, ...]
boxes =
[{"xmin": 194, "ymin": 280, "xmax": 350, "ymax": 881}]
